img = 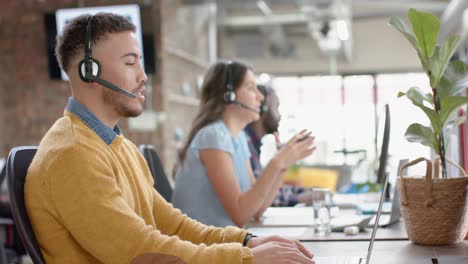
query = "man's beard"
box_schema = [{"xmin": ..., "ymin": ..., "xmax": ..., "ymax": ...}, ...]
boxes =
[{"xmin": 102, "ymin": 88, "xmax": 142, "ymax": 118}]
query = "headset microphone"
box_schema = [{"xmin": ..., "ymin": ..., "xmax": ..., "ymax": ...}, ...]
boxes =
[
  {"xmin": 78, "ymin": 15, "xmax": 137, "ymax": 99},
  {"xmin": 84, "ymin": 74, "xmax": 137, "ymax": 98},
  {"xmin": 233, "ymin": 101, "xmax": 260, "ymax": 113}
]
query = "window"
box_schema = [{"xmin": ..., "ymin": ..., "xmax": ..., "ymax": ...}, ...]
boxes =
[{"xmin": 262, "ymin": 72, "xmax": 431, "ymax": 182}]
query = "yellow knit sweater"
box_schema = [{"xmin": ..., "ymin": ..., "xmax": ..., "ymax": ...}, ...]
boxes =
[{"xmin": 25, "ymin": 110, "xmax": 253, "ymax": 264}]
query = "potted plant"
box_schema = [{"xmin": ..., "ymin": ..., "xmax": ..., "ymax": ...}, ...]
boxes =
[{"xmin": 389, "ymin": 8, "xmax": 468, "ymax": 245}]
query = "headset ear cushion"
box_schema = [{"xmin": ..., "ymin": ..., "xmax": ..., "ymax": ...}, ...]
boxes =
[
  {"xmin": 78, "ymin": 59, "xmax": 101, "ymax": 82},
  {"xmin": 260, "ymin": 104, "xmax": 268, "ymax": 114},
  {"xmin": 224, "ymin": 91, "xmax": 236, "ymax": 103}
]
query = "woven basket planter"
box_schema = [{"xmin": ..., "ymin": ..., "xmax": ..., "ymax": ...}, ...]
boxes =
[{"xmin": 398, "ymin": 157, "xmax": 468, "ymax": 245}]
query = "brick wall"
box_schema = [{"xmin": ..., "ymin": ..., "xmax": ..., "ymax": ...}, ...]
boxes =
[
  {"xmin": 0, "ymin": 0, "xmax": 212, "ymax": 177},
  {"xmin": 0, "ymin": 0, "xmax": 163, "ymax": 157},
  {"xmin": 159, "ymin": 0, "xmax": 215, "ymax": 178}
]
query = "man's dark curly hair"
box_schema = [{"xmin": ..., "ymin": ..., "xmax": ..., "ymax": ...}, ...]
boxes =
[{"xmin": 55, "ymin": 12, "xmax": 136, "ymax": 73}]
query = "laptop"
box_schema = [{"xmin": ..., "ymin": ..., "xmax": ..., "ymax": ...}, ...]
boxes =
[{"xmin": 314, "ymin": 172, "xmax": 389, "ymax": 264}]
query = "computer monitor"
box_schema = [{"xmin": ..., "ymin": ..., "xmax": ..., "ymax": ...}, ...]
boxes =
[{"xmin": 376, "ymin": 104, "xmax": 390, "ymax": 184}]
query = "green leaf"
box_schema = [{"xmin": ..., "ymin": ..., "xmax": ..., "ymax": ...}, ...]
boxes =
[
  {"xmin": 417, "ymin": 51, "xmax": 432, "ymax": 75},
  {"xmin": 446, "ymin": 60, "xmax": 468, "ymax": 79},
  {"xmin": 405, "ymin": 96, "xmax": 440, "ymax": 134},
  {"xmin": 439, "ymin": 96, "xmax": 468, "ymax": 127},
  {"xmin": 405, "ymin": 87, "xmax": 433, "ymax": 105},
  {"xmin": 454, "ymin": 76, "xmax": 468, "ymax": 95},
  {"xmin": 446, "ymin": 116, "xmax": 466, "ymax": 130},
  {"xmin": 437, "ymin": 76, "xmax": 455, "ymax": 97},
  {"xmin": 389, "ymin": 16, "xmax": 431, "ymax": 74},
  {"xmin": 405, "ymin": 123, "xmax": 438, "ymax": 151},
  {"xmin": 402, "ymin": 87, "xmax": 440, "ymax": 133},
  {"xmin": 408, "ymin": 8, "xmax": 440, "ymax": 59},
  {"xmin": 420, "ymin": 105, "xmax": 441, "ymax": 135},
  {"xmin": 389, "ymin": 17, "xmax": 420, "ymax": 52},
  {"xmin": 429, "ymin": 35, "xmax": 461, "ymax": 88},
  {"xmin": 443, "ymin": 60, "xmax": 468, "ymax": 96}
]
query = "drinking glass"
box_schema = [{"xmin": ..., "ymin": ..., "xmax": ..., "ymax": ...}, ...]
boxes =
[{"xmin": 312, "ymin": 188, "xmax": 332, "ymax": 236}]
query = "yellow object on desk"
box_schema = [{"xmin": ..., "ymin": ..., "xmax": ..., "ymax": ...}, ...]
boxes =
[{"xmin": 283, "ymin": 167, "xmax": 339, "ymax": 191}]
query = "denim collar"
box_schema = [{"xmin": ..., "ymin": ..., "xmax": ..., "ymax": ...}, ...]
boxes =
[{"xmin": 66, "ymin": 97, "xmax": 122, "ymax": 145}]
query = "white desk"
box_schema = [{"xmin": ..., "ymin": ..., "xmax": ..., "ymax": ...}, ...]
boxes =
[
  {"xmin": 247, "ymin": 207, "xmax": 408, "ymax": 241},
  {"xmin": 305, "ymin": 240, "xmax": 468, "ymax": 264},
  {"xmin": 249, "ymin": 207, "xmax": 468, "ymax": 263},
  {"xmin": 248, "ymin": 221, "xmax": 407, "ymax": 241}
]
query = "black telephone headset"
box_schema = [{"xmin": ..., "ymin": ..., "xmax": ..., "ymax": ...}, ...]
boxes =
[
  {"xmin": 223, "ymin": 61, "xmax": 236, "ymax": 104},
  {"xmin": 77, "ymin": 15, "xmax": 137, "ymax": 98},
  {"xmin": 224, "ymin": 61, "xmax": 269, "ymax": 114},
  {"xmin": 78, "ymin": 15, "xmax": 101, "ymax": 83},
  {"xmin": 257, "ymin": 84, "xmax": 269, "ymax": 114}
]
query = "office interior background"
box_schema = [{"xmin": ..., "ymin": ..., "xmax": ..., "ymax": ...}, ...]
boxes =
[{"xmin": 1, "ymin": 0, "xmax": 467, "ymax": 186}]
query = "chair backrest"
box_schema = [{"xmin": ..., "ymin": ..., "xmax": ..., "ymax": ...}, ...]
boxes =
[
  {"xmin": 138, "ymin": 144, "xmax": 173, "ymax": 202},
  {"xmin": 6, "ymin": 146, "xmax": 45, "ymax": 264},
  {"xmin": 0, "ymin": 162, "xmax": 7, "ymax": 264},
  {"xmin": 0, "ymin": 163, "xmax": 6, "ymax": 189}
]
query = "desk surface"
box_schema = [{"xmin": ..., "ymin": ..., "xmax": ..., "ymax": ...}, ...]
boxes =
[
  {"xmin": 305, "ymin": 240, "xmax": 468, "ymax": 264},
  {"xmin": 248, "ymin": 221, "xmax": 407, "ymax": 241},
  {"xmin": 248, "ymin": 207, "xmax": 408, "ymax": 241}
]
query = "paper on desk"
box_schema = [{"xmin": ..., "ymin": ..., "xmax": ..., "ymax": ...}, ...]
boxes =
[
  {"xmin": 259, "ymin": 215, "xmax": 314, "ymax": 227},
  {"xmin": 247, "ymin": 227, "xmax": 308, "ymax": 238},
  {"xmin": 263, "ymin": 207, "xmax": 314, "ymax": 216},
  {"xmin": 333, "ymin": 193, "xmax": 382, "ymax": 208},
  {"xmin": 252, "ymin": 207, "xmax": 314, "ymax": 227}
]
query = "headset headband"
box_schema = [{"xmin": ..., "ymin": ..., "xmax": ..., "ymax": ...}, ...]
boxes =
[
  {"xmin": 85, "ymin": 15, "xmax": 93, "ymax": 59},
  {"xmin": 226, "ymin": 61, "xmax": 233, "ymax": 92}
]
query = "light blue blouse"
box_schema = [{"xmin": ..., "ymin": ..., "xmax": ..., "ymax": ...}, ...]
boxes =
[{"xmin": 172, "ymin": 120, "xmax": 252, "ymax": 227}]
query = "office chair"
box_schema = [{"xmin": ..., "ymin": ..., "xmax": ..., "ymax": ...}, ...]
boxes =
[
  {"xmin": 139, "ymin": 145, "xmax": 173, "ymax": 202},
  {"xmin": 0, "ymin": 163, "xmax": 26, "ymax": 264},
  {"xmin": 0, "ymin": 165, "xmax": 8, "ymax": 264},
  {"xmin": 6, "ymin": 146, "xmax": 45, "ymax": 264},
  {"xmin": 0, "ymin": 164, "xmax": 6, "ymax": 188}
]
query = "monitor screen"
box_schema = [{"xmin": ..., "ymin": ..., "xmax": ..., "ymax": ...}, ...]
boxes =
[{"xmin": 376, "ymin": 104, "xmax": 390, "ymax": 184}]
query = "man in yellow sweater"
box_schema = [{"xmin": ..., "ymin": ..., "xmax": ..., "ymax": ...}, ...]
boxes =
[{"xmin": 25, "ymin": 12, "xmax": 315, "ymax": 264}]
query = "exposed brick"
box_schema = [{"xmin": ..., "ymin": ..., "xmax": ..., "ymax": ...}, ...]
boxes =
[
  {"xmin": 0, "ymin": 0, "xmax": 163, "ymax": 158},
  {"xmin": 0, "ymin": 0, "xmax": 211, "ymax": 179}
]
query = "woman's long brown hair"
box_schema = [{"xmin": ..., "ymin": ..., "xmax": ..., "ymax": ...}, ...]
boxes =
[{"xmin": 178, "ymin": 60, "xmax": 252, "ymax": 162}]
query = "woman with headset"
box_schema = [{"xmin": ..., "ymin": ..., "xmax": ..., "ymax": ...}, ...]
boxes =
[{"xmin": 172, "ymin": 60, "xmax": 316, "ymax": 228}]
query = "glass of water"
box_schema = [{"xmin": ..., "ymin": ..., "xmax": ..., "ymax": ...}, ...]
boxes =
[{"xmin": 312, "ymin": 188, "xmax": 332, "ymax": 236}]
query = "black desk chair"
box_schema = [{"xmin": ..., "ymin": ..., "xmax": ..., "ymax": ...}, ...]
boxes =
[
  {"xmin": 0, "ymin": 163, "xmax": 25, "ymax": 264},
  {"xmin": 6, "ymin": 146, "xmax": 45, "ymax": 264},
  {"xmin": 0, "ymin": 165, "xmax": 9, "ymax": 264},
  {"xmin": 138, "ymin": 145, "xmax": 173, "ymax": 202}
]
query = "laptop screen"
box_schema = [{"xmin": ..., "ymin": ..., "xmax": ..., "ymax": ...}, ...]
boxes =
[{"xmin": 365, "ymin": 172, "xmax": 389, "ymax": 264}]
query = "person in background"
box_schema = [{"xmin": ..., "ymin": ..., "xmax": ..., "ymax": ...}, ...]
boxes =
[
  {"xmin": 245, "ymin": 84, "xmax": 314, "ymax": 207},
  {"xmin": 172, "ymin": 60, "xmax": 316, "ymax": 229},
  {"xmin": 24, "ymin": 13, "xmax": 315, "ymax": 264}
]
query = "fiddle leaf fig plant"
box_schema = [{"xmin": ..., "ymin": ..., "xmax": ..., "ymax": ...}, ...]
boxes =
[{"xmin": 389, "ymin": 8, "xmax": 468, "ymax": 178}]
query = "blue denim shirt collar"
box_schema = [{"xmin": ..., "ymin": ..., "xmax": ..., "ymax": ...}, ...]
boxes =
[{"xmin": 66, "ymin": 97, "xmax": 122, "ymax": 145}]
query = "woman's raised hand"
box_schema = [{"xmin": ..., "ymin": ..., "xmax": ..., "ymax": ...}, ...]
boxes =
[{"xmin": 273, "ymin": 130, "xmax": 316, "ymax": 170}]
